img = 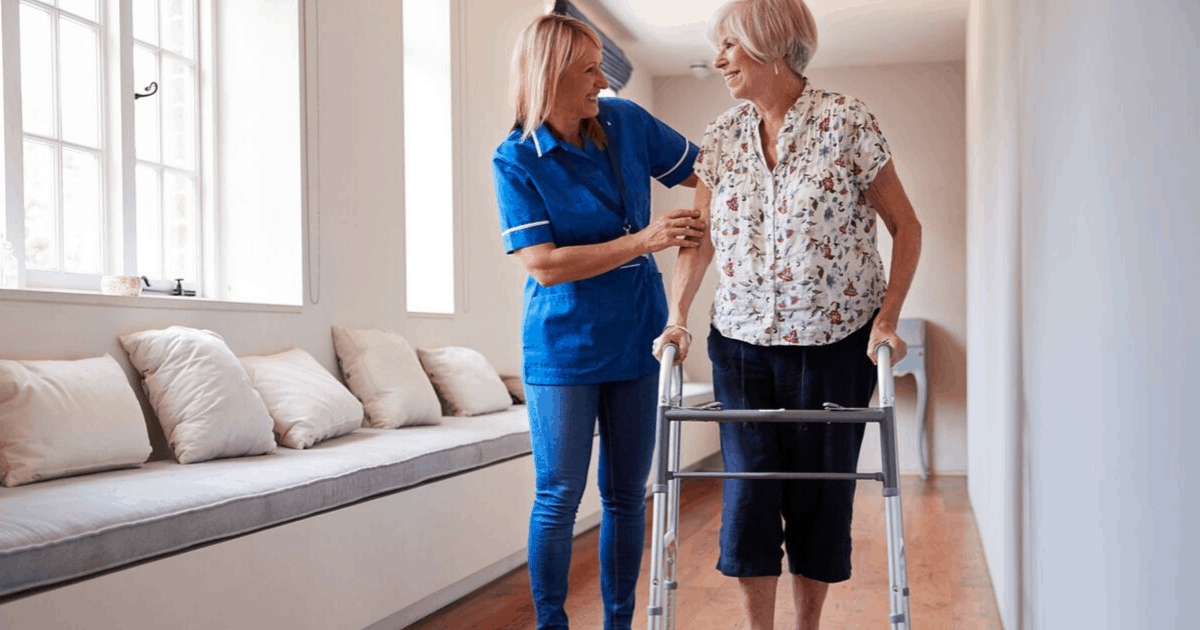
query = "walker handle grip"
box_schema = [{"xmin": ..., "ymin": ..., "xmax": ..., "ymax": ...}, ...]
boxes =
[{"xmin": 875, "ymin": 343, "xmax": 895, "ymax": 407}]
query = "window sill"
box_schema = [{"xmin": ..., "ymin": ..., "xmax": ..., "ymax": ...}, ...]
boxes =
[
  {"xmin": 0, "ymin": 288, "xmax": 304, "ymax": 314},
  {"xmin": 407, "ymin": 311, "xmax": 458, "ymax": 320}
]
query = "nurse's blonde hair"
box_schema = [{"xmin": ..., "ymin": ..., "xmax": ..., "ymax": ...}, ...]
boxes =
[
  {"xmin": 709, "ymin": 0, "xmax": 819, "ymax": 77},
  {"xmin": 511, "ymin": 13, "xmax": 606, "ymax": 147}
]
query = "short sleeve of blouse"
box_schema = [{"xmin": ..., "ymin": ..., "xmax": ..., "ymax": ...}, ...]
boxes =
[
  {"xmin": 493, "ymin": 156, "xmax": 554, "ymax": 254},
  {"xmin": 846, "ymin": 99, "xmax": 892, "ymax": 191},
  {"xmin": 694, "ymin": 120, "xmax": 724, "ymax": 191}
]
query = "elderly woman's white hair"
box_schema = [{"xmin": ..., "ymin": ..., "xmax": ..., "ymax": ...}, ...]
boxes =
[
  {"xmin": 709, "ymin": 0, "xmax": 819, "ymax": 77},
  {"xmin": 510, "ymin": 13, "xmax": 606, "ymax": 147}
]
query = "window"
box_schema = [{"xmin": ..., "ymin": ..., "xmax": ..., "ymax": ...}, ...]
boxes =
[
  {"xmin": 402, "ymin": 0, "xmax": 456, "ymax": 315},
  {"xmin": 131, "ymin": 0, "xmax": 200, "ymax": 284},
  {"xmin": 19, "ymin": 0, "xmax": 109, "ymax": 286},
  {"xmin": 2, "ymin": 0, "xmax": 303, "ymax": 305}
]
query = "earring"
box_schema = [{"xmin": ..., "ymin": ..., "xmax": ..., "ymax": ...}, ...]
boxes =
[{"xmin": 774, "ymin": 62, "xmax": 780, "ymax": 75}]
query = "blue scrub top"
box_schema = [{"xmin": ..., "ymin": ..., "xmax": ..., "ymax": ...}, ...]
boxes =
[{"xmin": 493, "ymin": 98, "xmax": 699, "ymax": 385}]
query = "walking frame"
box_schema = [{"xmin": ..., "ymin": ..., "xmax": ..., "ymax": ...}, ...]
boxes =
[{"xmin": 646, "ymin": 343, "xmax": 912, "ymax": 629}]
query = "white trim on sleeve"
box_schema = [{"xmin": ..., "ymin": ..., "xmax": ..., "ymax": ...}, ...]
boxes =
[
  {"xmin": 654, "ymin": 143, "xmax": 691, "ymax": 181},
  {"xmin": 501, "ymin": 220, "xmax": 550, "ymax": 237}
]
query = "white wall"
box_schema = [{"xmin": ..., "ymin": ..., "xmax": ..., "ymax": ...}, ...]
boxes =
[
  {"xmin": 651, "ymin": 61, "xmax": 968, "ymax": 475},
  {"xmin": 965, "ymin": 0, "xmax": 1022, "ymax": 626},
  {"xmin": 968, "ymin": 1, "xmax": 1200, "ymax": 628}
]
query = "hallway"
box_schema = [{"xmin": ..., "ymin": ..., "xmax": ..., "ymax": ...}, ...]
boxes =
[{"xmin": 406, "ymin": 476, "xmax": 1002, "ymax": 629}]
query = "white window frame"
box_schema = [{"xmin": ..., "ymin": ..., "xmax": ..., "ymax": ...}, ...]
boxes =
[
  {"xmin": 402, "ymin": 0, "xmax": 466, "ymax": 317},
  {"xmin": 1, "ymin": 1, "xmax": 309, "ymax": 309},
  {"xmin": 130, "ymin": 0, "xmax": 204, "ymax": 291},
  {"xmin": 11, "ymin": 0, "xmax": 114, "ymax": 291},
  {"xmin": 2, "ymin": 0, "xmax": 206, "ymax": 294}
]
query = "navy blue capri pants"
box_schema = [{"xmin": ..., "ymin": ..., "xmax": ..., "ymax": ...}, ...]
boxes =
[{"xmin": 709, "ymin": 315, "xmax": 878, "ymax": 583}]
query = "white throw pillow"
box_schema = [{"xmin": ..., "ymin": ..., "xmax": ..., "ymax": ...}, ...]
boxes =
[
  {"xmin": 331, "ymin": 327, "xmax": 442, "ymax": 428},
  {"xmin": 417, "ymin": 346, "xmax": 512, "ymax": 417},
  {"xmin": 0, "ymin": 355, "xmax": 152, "ymax": 487},
  {"xmin": 240, "ymin": 348, "xmax": 364, "ymax": 449},
  {"xmin": 119, "ymin": 326, "xmax": 276, "ymax": 464}
]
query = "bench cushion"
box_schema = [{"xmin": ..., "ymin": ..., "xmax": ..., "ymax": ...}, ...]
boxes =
[
  {"xmin": 0, "ymin": 407, "xmax": 532, "ymax": 599},
  {"xmin": 0, "ymin": 383, "xmax": 716, "ymax": 600}
]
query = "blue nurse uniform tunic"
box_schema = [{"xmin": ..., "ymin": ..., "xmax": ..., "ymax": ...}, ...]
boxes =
[{"xmin": 492, "ymin": 98, "xmax": 699, "ymax": 385}]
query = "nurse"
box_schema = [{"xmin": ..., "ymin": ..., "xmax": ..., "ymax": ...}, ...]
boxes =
[{"xmin": 492, "ymin": 13, "xmax": 703, "ymax": 630}]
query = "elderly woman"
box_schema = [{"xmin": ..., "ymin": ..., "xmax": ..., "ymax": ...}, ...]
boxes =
[
  {"xmin": 492, "ymin": 13, "xmax": 705, "ymax": 630},
  {"xmin": 653, "ymin": 0, "xmax": 922, "ymax": 628}
]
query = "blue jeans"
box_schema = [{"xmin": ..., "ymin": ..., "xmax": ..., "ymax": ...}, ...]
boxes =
[
  {"xmin": 709, "ymin": 317, "xmax": 877, "ymax": 583},
  {"xmin": 524, "ymin": 373, "xmax": 658, "ymax": 630}
]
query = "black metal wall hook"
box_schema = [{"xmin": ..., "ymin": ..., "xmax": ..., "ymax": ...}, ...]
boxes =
[{"xmin": 134, "ymin": 81, "xmax": 158, "ymax": 100}]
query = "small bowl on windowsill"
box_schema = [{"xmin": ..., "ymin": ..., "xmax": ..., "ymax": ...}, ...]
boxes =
[{"xmin": 100, "ymin": 275, "xmax": 144, "ymax": 297}]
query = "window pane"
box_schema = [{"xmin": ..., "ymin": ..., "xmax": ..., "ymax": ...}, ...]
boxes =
[
  {"xmin": 23, "ymin": 141, "xmax": 58, "ymax": 271},
  {"xmin": 161, "ymin": 56, "xmax": 195, "ymax": 170},
  {"xmin": 136, "ymin": 165, "xmax": 163, "ymax": 280},
  {"xmin": 403, "ymin": 0, "xmax": 454, "ymax": 313},
  {"xmin": 59, "ymin": 18, "xmax": 101, "ymax": 148},
  {"xmin": 134, "ymin": 45, "xmax": 160, "ymax": 162},
  {"xmin": 20, "ymin": 3, "xmax": 55, "ymax": 138},
  {"xmin": 161, "ymin": 0, "xmax": 195, "ymax": 60},
  {"xmin": 61, "ymin": 148, "xmax": 102, "ymax": 273},
  {"xmin": 162, "ymin": 171, "xmax": 196, "ymax": 281},
  {"xmin": 58, "ymin": 0, "xmax": 99, "ymax": 23},
  {"xmin": 133, "ymin": 0, "xmax": 158, "ymax": 45}
]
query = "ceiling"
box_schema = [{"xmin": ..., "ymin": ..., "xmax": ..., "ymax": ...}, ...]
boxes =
[{"xmin": 583, "ymin": 0, "xmax": 968, "ymax": 78}]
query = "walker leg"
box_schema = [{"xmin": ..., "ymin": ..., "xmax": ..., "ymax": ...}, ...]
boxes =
[
  {"xmin": 879, "ymin": 406, "xmax": 912, "ymax": 629},
  {"xmin": 663, "ymin": 393, "xmax": 684, "ymax": 629},
  {"xmin": 647, "ymin": 351, "xmax": 680, "ymax": 630}
]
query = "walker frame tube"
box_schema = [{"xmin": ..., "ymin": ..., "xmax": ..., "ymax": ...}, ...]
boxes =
[{"xmin": 646, "ymin": 343, "xmax": 912, "ymax": 629}]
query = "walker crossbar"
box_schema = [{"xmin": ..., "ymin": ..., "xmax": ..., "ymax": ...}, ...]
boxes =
[
  {"xmin": 665, "ymin": 408, "xmax": 886, "ymax": 423},
  {"xmin": 674, "ymin": 471, "xmax": 885, "ymax": 482},
  {"xmin": 646, "ymin": 343, "xmax": 912, "ymax": 629}
]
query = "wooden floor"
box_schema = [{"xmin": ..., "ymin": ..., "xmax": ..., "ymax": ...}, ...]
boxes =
[{"xmin": 404, "ymin": 475, "xmax": 1002, "ymax": 629}]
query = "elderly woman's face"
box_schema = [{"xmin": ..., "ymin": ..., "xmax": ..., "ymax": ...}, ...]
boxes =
[
  {"xmin": 552, "ymin": 41, "xmax": 608, "ymax": 123},
  {"xmin": 713, "ymin": 32, "xmax": 770, "ymax": 101}
]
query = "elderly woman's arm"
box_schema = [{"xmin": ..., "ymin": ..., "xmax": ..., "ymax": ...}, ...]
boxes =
[
  {"xmin": 514, "ymin": 208, "xmax": 705, "ymax": 287},
  {"xmin": 653, "ymin": 181, "xmax": 715, "ymax": 363},
  {"xmin": 863, "ymin": 159, "xmax": 922, "ymax": 365}
]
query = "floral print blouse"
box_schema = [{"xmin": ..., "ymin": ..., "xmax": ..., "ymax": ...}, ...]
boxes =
[{"xmin": 695, "ymin": 82, "xmax": 892, "ymax": 347}]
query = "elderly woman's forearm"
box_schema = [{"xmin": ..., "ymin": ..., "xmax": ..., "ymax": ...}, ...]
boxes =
[
  {"xmin": 667, "ymin": 243, "xmax": 713, "ymax": 326},
  {"xmin": 878, "ymin": 223, "xmax": 922, "ymax": 324}
]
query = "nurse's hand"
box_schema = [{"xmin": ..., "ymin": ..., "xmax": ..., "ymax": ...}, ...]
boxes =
[
  {"xmin": 652, "ymin": 325, "xmax": 692, "ymax": 364},
  {"xmin": 637, "ymin": 209, "xmax": 706, "ymax": 254}
]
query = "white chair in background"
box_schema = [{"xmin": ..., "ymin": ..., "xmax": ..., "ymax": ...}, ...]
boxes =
[{"xmin": 893, "ymin": 318, "xmax": 930, "ymax": 479}]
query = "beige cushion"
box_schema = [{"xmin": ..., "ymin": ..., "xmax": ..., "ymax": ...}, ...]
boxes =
[
  {"xmin": 119, "ymin": 326, "xmax": 276, "ymax": 464},
  {"xmin": 500, "ymin": 374, "xmax": 525, "ymax": 404},
  {"xmin": 240, "ymin": 348, "xmax": 364, "ymax": 449},
  {"xmin": 0, "ymin": 355, "xmax": 152, "ymax": 487},
  {"xmin": 418, "ymin": 347, "xmax": 512, "ymax": 417},
  {"xmin": 331, "ymin": 327, "xmax": 442, "ymax": 428}
]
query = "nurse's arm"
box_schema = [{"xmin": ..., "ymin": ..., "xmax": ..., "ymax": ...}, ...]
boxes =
[
  {"xmin": 678, "ymin": 173, "xmax": 699, "ymax": 188},
  {"xmin": 513, "ymin": 208, "xmax": 705, "ymax": 288}
]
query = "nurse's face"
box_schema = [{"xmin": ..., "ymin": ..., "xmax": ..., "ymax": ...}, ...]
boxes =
[{"xmin": 551, "ymin": 41, "xmax": 608, "ymax": 123}]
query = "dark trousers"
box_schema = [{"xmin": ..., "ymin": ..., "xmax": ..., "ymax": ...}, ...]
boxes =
[{"xmin": 708, "ymin": 318, "xmax": 877, "ymax": 582}]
